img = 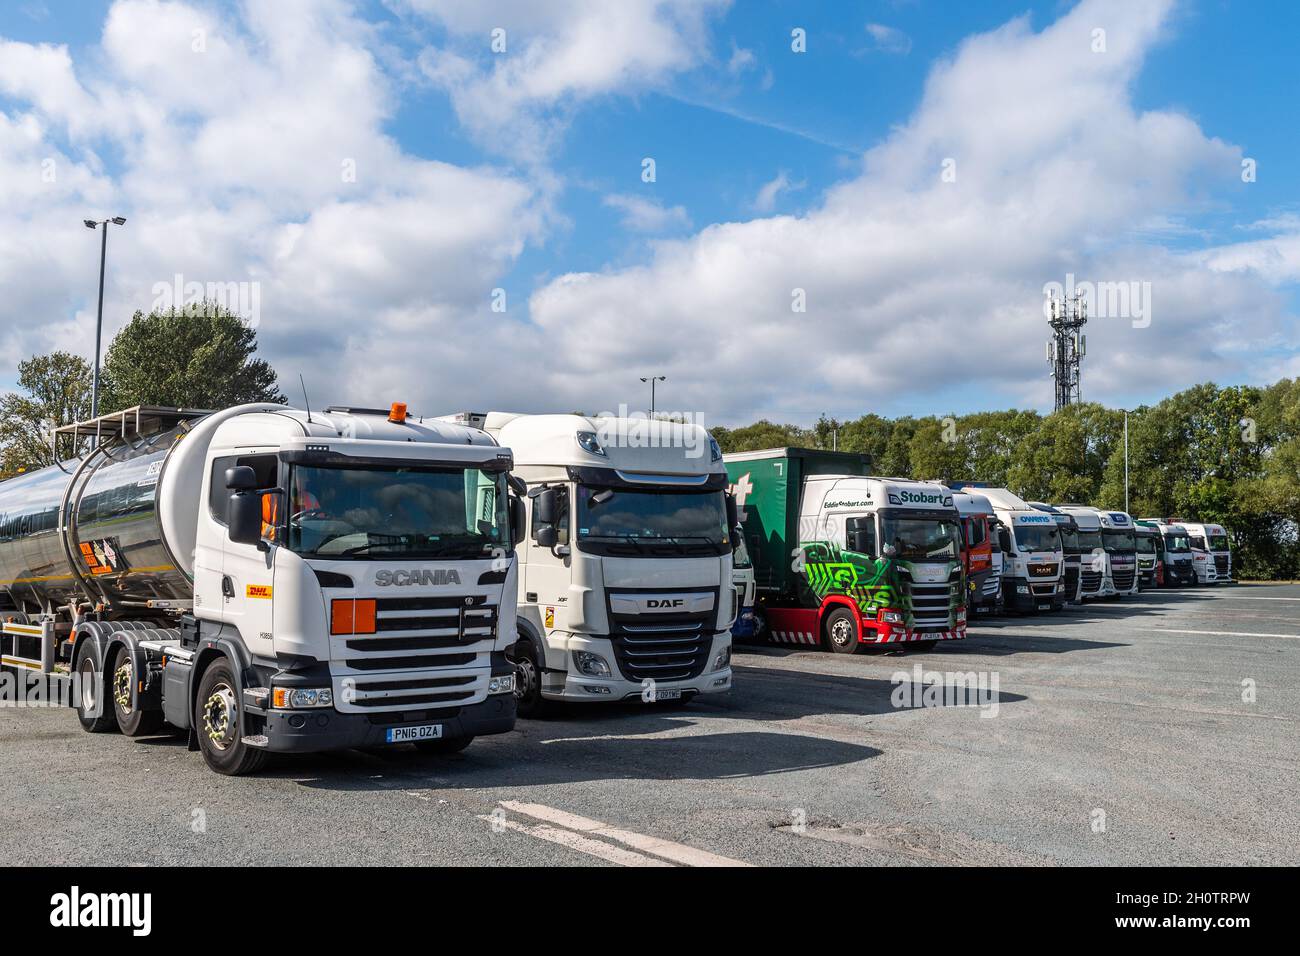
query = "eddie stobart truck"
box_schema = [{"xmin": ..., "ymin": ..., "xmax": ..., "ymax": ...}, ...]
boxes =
[
  {"xmin": 958, "ymin": 485, "xmax": 1065, "ymax": 612},
  {"xmin": 438, "ymin": 413, "xmax": 736, "ymax": 714},
  {"xmin": 725, "ymin": 448, "xmax": 967, "ymax": 653},
  {"xmin": 0, "ymin": 403, "xmax": 523, "ymax": 775}
]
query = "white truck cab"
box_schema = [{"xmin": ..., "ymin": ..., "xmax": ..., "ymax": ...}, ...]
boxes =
[
  {"xmin": 960, "ymin": 486, "xmax": 1065, "ymax": 612},
  {"xmin": 1056, "ymin": 506, "xmax": 1105, "ymax": 599},
  {"xmin": 441, "ymin": 413, "xmax": 735, "ymax": 714},
  {"xmin": 1180, "ymin": 522, "xmax": 1233, "ymax": 584},
  {"xmin": 1139, "ymin": 519, "xmax": 1198, "ymax": 586}
]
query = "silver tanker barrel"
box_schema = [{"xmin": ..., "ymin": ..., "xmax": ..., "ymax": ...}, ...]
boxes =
[{"xmin": 0, "ymin": 404, "xmax": 282, "ymax": 615}]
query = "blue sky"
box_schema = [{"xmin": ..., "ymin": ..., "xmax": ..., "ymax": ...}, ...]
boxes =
[{"xmin": 2, "ymin": 0, "xmax": 1298, "ymax": 426}]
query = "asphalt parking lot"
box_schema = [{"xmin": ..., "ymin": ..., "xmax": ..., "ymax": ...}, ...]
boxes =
[{"xmin": 2, "ymin": 584, "xmax": 1297, "ymax": 867}]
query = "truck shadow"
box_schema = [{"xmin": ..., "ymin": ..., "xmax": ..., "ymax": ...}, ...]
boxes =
[{"xmin": 274, "ymin": 727, "xmax": 882, "ymax": 790}]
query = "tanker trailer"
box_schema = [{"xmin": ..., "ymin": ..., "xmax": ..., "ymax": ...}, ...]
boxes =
[{"xmin": 0, "ymin": 403, "xmax": 525, "ymax": 774}]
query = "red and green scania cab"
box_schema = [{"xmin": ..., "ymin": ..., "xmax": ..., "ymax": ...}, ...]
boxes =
[{"xmin": 724, "ymin": 448, "xmax": 967, "ymax": 653}]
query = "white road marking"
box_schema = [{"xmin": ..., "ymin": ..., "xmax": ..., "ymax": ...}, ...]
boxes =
[
  {"xmin": 1209, "ymin": 594, "xmax": 1300, "ymax": 602},
  {"xmin": 1156, "ymin": 627, "xmax": 1300, "ymax": 640},
  {"xmin": 500, "ymin": 800, "xmax": 752, "ymax": 867},
  {"xmin": 479, "ymin": 815, "xmax": 672, "ymax": 867}
]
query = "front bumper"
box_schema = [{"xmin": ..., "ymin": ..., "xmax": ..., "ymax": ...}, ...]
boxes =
[
  {"xmin": 1164, "ymin": 565, "xmax": 1196, "ymax": 586},
  {"xmin": 862, "ymin": 621, "xmax": 966, "ymax": 644},
  {"xmin": 544, "ymin": 632, "xmax": 733, "ymax": 702},
  {"xmin": 1005, "ymin": 577, "xmax": 1063, "ymax": 611},
  {"xmin": 258, "ymin": 693, "xmax": 516, "ymax": 753}
]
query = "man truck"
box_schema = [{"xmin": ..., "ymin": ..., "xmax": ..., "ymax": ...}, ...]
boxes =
[
  {"xmin": 726, "ymin": 448, "xmax": 967, "ymax": 653},
  {"xmin": 438, "ymin": 413, "xmax": 736, "ymax": 714},
  {"xmin": 1029, "ymin": 502, "xmax": 1082, "ymax": 603},
  {"xmin": 1180, "ymin": 522, "xmax": 1233, "ymax": 584},
  {"xmin": 958, "ymin": 486, "xmax": 1065, "ymax": 613},
  {"xmin": 0, "ymin": 403, "xmax": 523, "ymax": 775},
  {"xmin": 1138, "ymin": 519, "xmax": 1198, "ymax": 586}
]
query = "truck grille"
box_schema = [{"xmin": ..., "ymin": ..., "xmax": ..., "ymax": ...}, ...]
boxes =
[
  {"xmin": 982, "ymin": 574, "xmax": 1001, "ymax": 597},
  {"xmin": 1112, "ymin": 567, "xmax": 1135, "ymax": 591},
  {"xmin": 1080, "ymin": 569, "xmax": 1102, "ymax": 593},
  {"xmin": 1214, "ymin": 554, "xmax": 1230, "ymax": 575},
  {"xmin": 1062, "ymin": 563, "xmax": 1079, "ymax": 597},
  {"xmin": 901, "ymin": 568, "xmax": 959, "ymax": 632},
  {"xmin": 607, "ymin": 589, "xmax": 716, "ymax": 683},
  {"xmin": 329, "ymin": 592, "xmax": 499, "ymax": 713}
]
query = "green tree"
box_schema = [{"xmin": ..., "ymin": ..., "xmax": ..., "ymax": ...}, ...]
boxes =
[
  {"xmin": 712, "ymin": 419, "xmax": 808, "ymax": 454},
  {"xmin": 0, "ymin": 352, "xmax": 93, "ymax": 472},
  {"xmin": 100, "ymin": 304, "xmax": 283, "ymax": 411}
]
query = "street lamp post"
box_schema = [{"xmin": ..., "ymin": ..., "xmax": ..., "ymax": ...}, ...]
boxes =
[
  {"xmin": 639, "ymin": 375, "xmax": 666, "ymax": 417},
  {"xmin": 83, "ymin": 216, "xmax": 126, "ymax": 421}
]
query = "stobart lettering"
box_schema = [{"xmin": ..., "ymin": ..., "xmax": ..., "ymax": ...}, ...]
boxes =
[{"xmin": 375, "ymin": 569, "xmax": 463, "ymax": 587}]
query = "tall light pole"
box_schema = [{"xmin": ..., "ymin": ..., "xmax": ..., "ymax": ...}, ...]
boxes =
[
  {"xmin": 640, "ymin": 375, "xmax": 666, "ymax": 417},
  {"xmin": 1123, "ymin": 410, "xmax": 1130, "ymax": 514},
  {"xmin": 84, "ymin": 216, "xmax": 126, "ymax": 420}
]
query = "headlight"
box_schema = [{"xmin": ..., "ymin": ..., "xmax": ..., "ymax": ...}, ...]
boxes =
[
  {"xmin": 273, "ymin": 687, "xmax": 334, "ymax": 709},
  {"xmin": 572, "ymin": 650, "xmax": 611, "ymax": 677},
  {"xmin": 883, "ymin": 610, "xmax": 904, "ymax": 624},
  {"xmin": 488, "ymin": 674, "xmax": 516, "ymax": 694},
  {"xmin": 576, "ymin": 430, "xmax": 607, "ymax": 457},
  {"xmin": 712, "ymin": 646, "xmax": 731, "ymax": 671},
  {"xmin": 709, "ymin": 436, "xmax": 723, "ymax": 462}
]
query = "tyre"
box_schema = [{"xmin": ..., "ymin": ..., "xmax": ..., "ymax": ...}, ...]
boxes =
[
  {"xmin": 110, "ymin": 645, "xmax": 163, "ymax": 737},
  {"xmin": 822, "ymin": 607, "xmax": 860, "ymax": 654},
  {"xmin": 511, "ymin": 638, "xmax": 550, "ymax": 718},
  {"xmin": 73, "ymin": 642, "xmax": 116, "ymax": 733},
  {"xmin": 194, "ymin": 659, "xmax": 268, "ymax": 776},
  {"xmin": 414, "ymin": 735, "xmax": 474, "ymax": 755}
]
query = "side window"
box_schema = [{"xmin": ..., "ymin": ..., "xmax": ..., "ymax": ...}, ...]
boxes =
[
  {"xmin": 530, "ymin": 486, "xmax": 569, "ymax": 546},
  {"xmin": 208, "ymin": 454, "xmax": 279, "ymax": 526},
  {"xmin": 846, "ymin": 516, "xmax": 876, "ymax": 556}
]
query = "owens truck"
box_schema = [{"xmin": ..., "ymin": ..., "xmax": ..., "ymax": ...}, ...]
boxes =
[
  {"xmin": 958, "ymin": 486, "xmax": 1065, "ymax": 612},
  {"xmin": 439, "ymin": 413, "xmax": 736, "ymax": 713},
  {"xmin": 725, "ymin": 448, "xmax": 967, "ymax": 653},
  {"xmin": 0, "ymin": 404, "xmax": 522, "ymax": 775}
]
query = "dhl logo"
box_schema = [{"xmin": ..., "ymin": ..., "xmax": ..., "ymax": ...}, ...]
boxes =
[{"xmin": 246, "ymin": 584, "xmax": 273, "ymax": 599}]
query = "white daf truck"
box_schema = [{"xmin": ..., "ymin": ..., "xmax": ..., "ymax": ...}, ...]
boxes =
[
  {"xmin": 0, "ymin": 404, "xmax": 523, "ymax": 775},
  {"xmin": 958, "ymin": 486, "xmax": 1065, "ymax": 613},
  {"xmin": 1180, "ymin": 522, "xmax": 1233, "ymax": 584},
  {"xmin": 439, "ymin": 413, "xmax": 736, "ymax": 714},
  {"xmin": 1056, "ymin": 505, "xmax": 1105, "ymax": 599}
]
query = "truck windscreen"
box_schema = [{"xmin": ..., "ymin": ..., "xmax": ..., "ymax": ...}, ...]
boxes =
[
  {"xmin": 1164, "ymin": 533, "xmax": 1190, "ymax": 552},
  {"xmin": 1013, "ymin": 525, "xmax": 1060, "ymax": 552},
  {"xmin": 1103, "ymin": 530, "xmax": 1136, "ymax": 553},
  {"xmin": 879, "ymin": 516, "xmax": 961, "ymax": 561},
  {"xmin": 287, "ymin": 465, "xmax": 509, "ymax": 559},
  {"xmin": 1209, "ymin": 534, "xmax": 1230, "ymax": 551},
  {"xmin": 1136, "ymin": 534, "xmax": 1157, "ymax": 554},
  {"xmin": 1060, "ymin": 528, "xmax": 1079, "ymax": 551},
  {"xmin": 576, "ymin": 486, "xmax": 729, "ymax": 556}
]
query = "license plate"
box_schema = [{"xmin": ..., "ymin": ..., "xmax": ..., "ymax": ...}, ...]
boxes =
[
  {"xmin": 1036, "ymin": 603, "xmax": 1051, "ymax": 611},
  {"xmin": 651, "ymin": 688, "xmax": 682, "ymax": 701},
  {"xmin": 386, "ymin": 724, "xmax": 443, "ymax": 743}
]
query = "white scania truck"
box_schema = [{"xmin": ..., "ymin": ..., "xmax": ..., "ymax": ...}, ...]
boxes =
[
  {"xmin": 1180, "ymin": 522, "xmax": 1233, "ymax": 584},
  {"xmin": 439, "ymin": 413, "xmax": 736, "ymax": 714},
  {"xmin": 958, "ymin": 486, "xmax": 1065, "ymax": 613},
  {"xmin": 0, "ymin": 404, "xmax": 523, "ymax": 775}
]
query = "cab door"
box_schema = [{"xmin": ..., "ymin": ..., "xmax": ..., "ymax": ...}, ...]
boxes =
[{"xmin": 215, "ymin": 452, "xmax": 279, "ymax": 659}]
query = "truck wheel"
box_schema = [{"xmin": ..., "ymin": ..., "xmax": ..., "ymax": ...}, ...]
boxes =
[
  {"xmin": 512, "ymin": 638, "xmax": 550, "ymax": 718},
  {"xmin": 74, "ymin": 642, "xmax": 116, "ymax": 733},
  {"xmin": 110, "ymin": 645, "xmax": 163, "ymax": 737},
  {"xmin": 195, "ymin": 659, "xmax": 268, "ymax": 776},
  {"xmin": 414, "ymin": 735, "xmax": 474, "ymax": 755},
  {"xmin": 822, "ymin": 607, "xmax": 860, "ymax": 654}
]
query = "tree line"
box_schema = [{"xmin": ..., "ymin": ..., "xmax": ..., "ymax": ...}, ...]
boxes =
[
  {"xmin": 712, "ymin": 381, "xmax": 1300, "ymax": 580},
  {"xmin": 0, "ymin": 304, "xmax": 282, "ymax": 474}
]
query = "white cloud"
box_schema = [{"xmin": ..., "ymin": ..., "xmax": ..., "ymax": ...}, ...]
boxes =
[
  {"xmin": 752, "ymin": 171, "xmax": 804, "ymax": 213},
  {"xmin": 524, "ymin": 0, "xmax": 1300, "ymax": 423},
  {"xmin": 411, "ymin": 0, "xmax": 730, "ymax": 157},
  {"xmin": 0, "ymin": 0, "xmax": 546, "ymax": 409},
  {"xmin": 727, "ymin": 42, "xmax": 756, "ymax": 75},
  {"xmin": 865, "ymin": 23, "xmax": 912, "ymax": 55},
  {"xmin": 602, "ymin": 193, "xmax": 691, "ymax": 233}
]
